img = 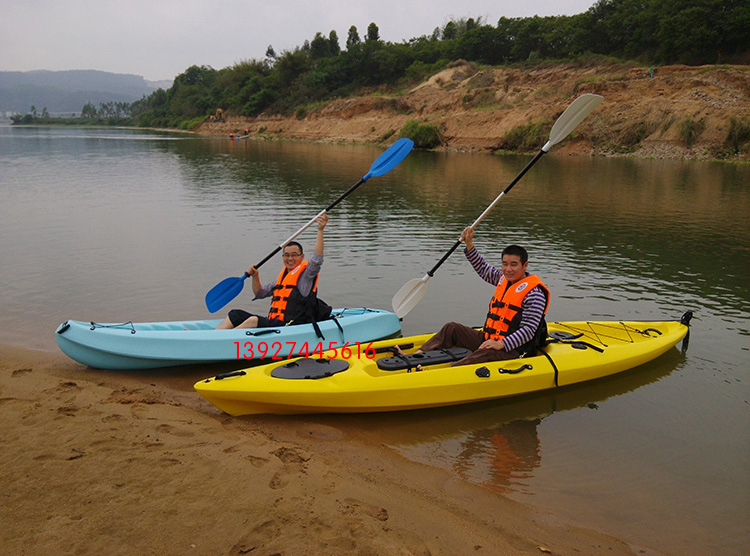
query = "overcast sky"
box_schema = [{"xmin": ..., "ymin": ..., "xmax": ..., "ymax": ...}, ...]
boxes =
[{"xmin": 1, "ymin": 1, "xmax": 596, "ymax": 82}]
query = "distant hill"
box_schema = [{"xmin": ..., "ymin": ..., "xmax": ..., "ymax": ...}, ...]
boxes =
[{"xmin": 0, "ymin": 70, "xmax": 171, "ymax": 115}]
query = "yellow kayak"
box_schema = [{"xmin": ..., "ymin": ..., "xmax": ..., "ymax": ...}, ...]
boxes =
[{"xmin": 194, "ymin": 313, "xmax": 691, "ymax": 415}]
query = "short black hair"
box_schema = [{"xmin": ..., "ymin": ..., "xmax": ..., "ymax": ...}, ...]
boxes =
[
  {"xmin": 502, "ymin": 244, "xmax": 528, "ymax": 264},
  {"xmin": 284, "ymin": 241, "xmax": 303, "ymax": 254}
]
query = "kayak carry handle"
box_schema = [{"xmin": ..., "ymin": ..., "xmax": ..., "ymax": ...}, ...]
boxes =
[
  {"xmin": 498, "ymin": 364, "xmax": 533, "ymax": 375},
  {"xmin": 246, "ymin": 329, "xmax": 282, "ymax": 336},
  {"xmin": 214, "ymin": 370, "xmax": 247, "ymax": 381}
]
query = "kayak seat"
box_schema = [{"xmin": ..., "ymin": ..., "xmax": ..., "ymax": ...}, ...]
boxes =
[
  {"xmin": 376, "ymin": 348, "xmax": 472, "ymax": 371},
  {"xmin": 271, "ymin": 358, "xmax": 350, "ymax": 380}
]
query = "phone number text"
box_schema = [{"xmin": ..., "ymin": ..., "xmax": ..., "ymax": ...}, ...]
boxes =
[{"xmin": 234, "ymin": 341, "xmax": 375, "ymax": 360}]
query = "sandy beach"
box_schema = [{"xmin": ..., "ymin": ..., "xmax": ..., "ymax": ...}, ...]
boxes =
[{"xmin": 0, "ymin": 344, "xmax": 651, "ymax": 556}]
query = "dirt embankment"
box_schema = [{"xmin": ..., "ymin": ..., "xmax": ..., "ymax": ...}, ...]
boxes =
[{"xmin": 197, "ymin": 61, "xmax": 750, "ymax": 161}]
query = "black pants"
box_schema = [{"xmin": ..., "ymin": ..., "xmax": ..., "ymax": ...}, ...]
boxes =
[{"xmin": 228, "ymin": 309, "xmax": 284, "ymax": 328}]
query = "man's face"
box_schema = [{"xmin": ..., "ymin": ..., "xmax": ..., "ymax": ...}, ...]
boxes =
[
  {"xmin": 501, "ymin": 254, "xmax": 528, "ymax": 283},
  {"xmin": 282, "ymin": 246, "xmax": 304, "ymax": 270}
]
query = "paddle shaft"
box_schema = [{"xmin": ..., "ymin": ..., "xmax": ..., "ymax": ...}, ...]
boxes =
[
  {"xmin": 426, "ymin": 149, "xmax": 546, "ymax": 277},
  {"xmin": 253, "ymin": 177, "xmax": 367, "ymax": 269}
]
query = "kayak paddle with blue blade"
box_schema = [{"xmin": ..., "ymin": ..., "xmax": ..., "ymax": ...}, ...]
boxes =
[{"xmin": 206, "ymin": 138, "xmax": 415, "ymax": 313}]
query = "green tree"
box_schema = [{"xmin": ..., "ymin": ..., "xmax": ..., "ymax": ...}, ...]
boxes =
[
  {"xmin": 174, "ymin": 64, "xmax": 216, "ymax": 86},
  {"xmin": 346, "ymin": 25, "xmax": 361, "ymax": 49},
  {"xmin": 169, "ymin": 65, "xmax": 218, "ymax": 121},
  {"xmin": 366, "ymin": 22, "xmax": 380, "ymax": 42},
  {"xmin": 717, "ymin": 0, "xmax": 750, "ymax": 62},
  {"xmin": 310, "ymin": 32, "xmax": 330, "ymax": 59},
  {"xmin": 329, "ymin": 30, "xmax": 340, "ymax": 55},
  {"xmin": 456, "ymin": 26, "xmax": 509, "ymax": 64},
  {"xmin": 442, "ymin": 21, "xmax": 457, "ymax": 40},
  {"xmin": 451, "ymin": 16, "xmax": 485, "ymax": 37},
  {"xmin": 274, "ymin": 48, "xmax": 313, "ymax": 89},
  {"xmin": 81, "ymin": 102, "xmax": 97, "ymax": 118}
]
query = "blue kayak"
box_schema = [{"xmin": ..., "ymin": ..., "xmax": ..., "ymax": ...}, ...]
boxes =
[{"xmin": 55, "ymin": 308, "xmax": 401, "ymax": 370}]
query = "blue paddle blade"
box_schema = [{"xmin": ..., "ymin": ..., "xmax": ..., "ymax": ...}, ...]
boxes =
[
  {"xmin": 205, "ymin": 274, "xmax": 248, "ymax": 313},
  {"xmin": 363, "ymin": 138, "xmax": 414, "ymax": 181}
]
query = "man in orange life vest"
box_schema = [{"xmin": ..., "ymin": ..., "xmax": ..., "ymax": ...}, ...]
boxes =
[
  {"xmin": 216, "ymin": 213, "xmax": 328, "ymax": 329},
  {"xmin": 415, "ymin": 226, "xmax": 549, "ymax": 366}
]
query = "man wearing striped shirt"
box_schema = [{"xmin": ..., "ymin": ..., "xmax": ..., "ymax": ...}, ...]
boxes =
[{"xmin": 417, "ymin": 226, "xmax": 549, "ymax": 366}]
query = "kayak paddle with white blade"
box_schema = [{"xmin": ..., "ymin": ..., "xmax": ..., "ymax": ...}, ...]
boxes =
[{"xmin": 391, "ymin": 94, "xmax": 603, "ymax": 319}]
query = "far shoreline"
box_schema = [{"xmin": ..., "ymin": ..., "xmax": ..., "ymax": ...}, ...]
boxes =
[
  {"xmin": 8, "ymin": 62, "xmax": 750, "ymax": 163},
  {"xmin": 7, "ymin": 117, "xmax": 750, "ymax": 165}
]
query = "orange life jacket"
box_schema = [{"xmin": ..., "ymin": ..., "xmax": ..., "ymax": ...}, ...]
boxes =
[
  {"xmin": 483, "ymin": 274, "xmax": 550, "ymax": 342},
  {"xmin": 267, "ymin": 261, "xmax": 319, "ymax": 323}
]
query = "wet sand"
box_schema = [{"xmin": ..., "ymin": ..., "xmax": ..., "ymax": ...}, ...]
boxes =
[{"xmin": 0, "ymin": 345, "xmax": 645, "ymax": 555}]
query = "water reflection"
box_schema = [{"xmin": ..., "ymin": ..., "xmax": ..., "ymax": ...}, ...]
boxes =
[
  {"xmin": 437, "ymin": 418, "xmax": 542, "ymax": 494},
  {"xmin": 331, "ymin": 347, "xmax": 683, "ymax": 493}
]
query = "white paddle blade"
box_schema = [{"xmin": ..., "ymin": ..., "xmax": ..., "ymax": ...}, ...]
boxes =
[
  {"xmin": 543, "ymin": 94, "xmax": 604, "ymax": 152},
  {"xmin": 392, "ymin": 276, "xmax": 431, "ymax": 319}
]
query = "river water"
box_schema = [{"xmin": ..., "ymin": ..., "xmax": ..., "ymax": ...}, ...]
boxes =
[{"xmin": 1, "ymin": 125, "xmax": 748, "ymax": 555}]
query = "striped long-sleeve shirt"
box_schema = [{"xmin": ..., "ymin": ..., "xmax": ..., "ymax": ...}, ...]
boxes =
[{"xmin": 464, "ymin": 246, "xmax": 547, "ymax": 352}]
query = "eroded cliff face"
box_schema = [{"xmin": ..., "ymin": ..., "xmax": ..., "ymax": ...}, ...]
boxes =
[{"xmin": 196, "ymin": 61, "xmax": 750, "ymax": 160}]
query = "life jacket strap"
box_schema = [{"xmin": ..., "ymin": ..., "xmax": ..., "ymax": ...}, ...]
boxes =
[{"xmin": 483, "ymin": 326, "xmax": 509, "ymax": 338}]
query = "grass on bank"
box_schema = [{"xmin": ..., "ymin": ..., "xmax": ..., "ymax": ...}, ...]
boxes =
[
  {"xmin": 398, "ymin": 120, "xmax": 444, "ymax": 149},
  {"xmin": 727, "ymin": 117, "xmax": 750, "ymax": 153},
  {"xmin": 498, "ymin": 118, "xmax": 553, "ymax": 151}
]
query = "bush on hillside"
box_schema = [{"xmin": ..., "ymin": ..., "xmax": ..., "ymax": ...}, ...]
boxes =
[
  {"xmin": 726, "ymin": 117, "xmax": 750, "ymax": 153},
  {"xmin": 499, "ymin": 119, "xmax": 552, "ymax": 151},
  {"xmin": 398, "ymin": 120, "xmax": 444, "ymax": 149}
]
